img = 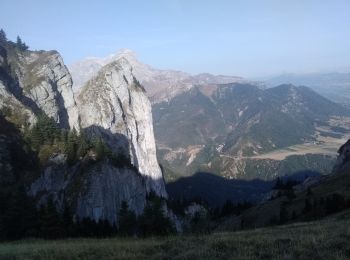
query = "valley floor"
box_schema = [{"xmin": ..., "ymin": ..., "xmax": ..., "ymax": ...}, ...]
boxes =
[{"xmin": 0, "ymin": 213, "xmax": 349, "ymax": 260}]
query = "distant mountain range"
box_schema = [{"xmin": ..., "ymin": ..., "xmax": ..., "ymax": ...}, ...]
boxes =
[
  {"xmin": 154, "ymin": 83, "xmax": 350, "ymax": 180},
  {"xmin": 69, "ymin": 49, "xmax": 255, "ymax": 104},
  {"xmin": 70, "ymin": 50, "xmax": 350, "ymax": 182},
  {"xmin": 264, "ymin": 72, "xmax": 350, "ymax": 105}
]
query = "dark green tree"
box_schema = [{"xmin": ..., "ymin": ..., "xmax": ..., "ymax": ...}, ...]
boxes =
[
  {"xmin": 0, "ymin": 29, "xmax": 7, "ymax": 43},
  {"xmin": 94, "ymin": 138, "xmax": 105, "ymax": 161},
  {"xmin": 39, "ymin": 197, "xmax": 64, "ymax": 239},
  {"xmin": 66, "ymin": 128, "xmax": 78, "ymax": 164},
  {"xmin": 118, "ymin": 200, "xmax": 137, "ymax": 236},
  {"xmin": 16, "ymin": 36, "xmax": 28, "ymax": 51},
  {"xmin": 1, "ymin": 187, "xmax": 39, "ymax": 240},
  {"xmin": 279, "ymin": 206, "xmax": 288, "ymax": 224},
  {"xmin": 27, "ymin": 113, "xmax": 59, "ymax": 149},
  {"xmin": 76, "ymin": 131, "xmax": 90, "ymax": 159},
  {"xmin": 138, "ymin": 192, "xmax": 175, "ymax": 236}
]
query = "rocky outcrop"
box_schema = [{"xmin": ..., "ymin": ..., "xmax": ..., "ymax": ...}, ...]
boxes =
[
  {"xmin": 0, "ymin": 115, "xmax": 37, "ymax": 186},
  {"xmin": 1, "ymin": 42, "xmax": 169, "ymax": 226},
  {"xmin": 0, "ymin": 81, "xmax": 36, "ymax": 126},
  {"xmin": 21, "ymin": 51, "xmax": 79, "ymax": 130},
  {"xmin": 0, "ymin": 43, "xmax": 79, "ymax": 130},
  {"xmin": 77, "ymin": 57, "xmax": 167, "ymax": 197},
  {"xmin": 29, "ymin": 154, "xmax": 146, "ymax": 224},
  {"xmin": 75, "ymin": 163, "xmax": 146, "ymax": 224},
  {"xmin": 333, "ymin": 139, "xmax": 350, "ymax": 173}
]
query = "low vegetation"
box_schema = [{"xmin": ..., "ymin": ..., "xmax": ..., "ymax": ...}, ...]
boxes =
[{"xmin": 0, "ymin": 212, "xmax": 349, "ymax": 259}]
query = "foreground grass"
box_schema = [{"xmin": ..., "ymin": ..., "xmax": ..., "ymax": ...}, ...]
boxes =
[{"xmin": 1, "ymin": 216, "xmax": 350, "ymax": 260}]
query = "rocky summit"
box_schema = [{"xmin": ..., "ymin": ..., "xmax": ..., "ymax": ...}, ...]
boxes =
[
  {"xmin": 77, "ymin": 57, "xmax": 167, "ymax": 197},
  {"xmin": 0, "ymin": 43, "xmax": 79, "ymax": 130},
  {"xmin": 69, "ymin": 49, "xmax": 250, "ymax": 104}
]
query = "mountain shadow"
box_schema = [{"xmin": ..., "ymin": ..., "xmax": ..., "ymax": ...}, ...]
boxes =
[{"xmin": 166, "ymin": 171, "xmax": 321, "ymax": 207}]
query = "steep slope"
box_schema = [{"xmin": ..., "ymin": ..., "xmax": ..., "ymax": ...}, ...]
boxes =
[
  {"xmin": 69, "ymin": 49, "xmax": 248, "ymax": 103},
  {"xmin": 28, "ymin": 58, "xmax": 168, "ymax": 224},
  {"xmin": 0, "ymin": 114, "xmax": 38, "ymax": 188},
  {"xmin": 77, "ymin": 57, "xmax": 166, "ymax": 197},
  {"xmin": 0, "ymin": 41, "xmax": 79, "ymax": 130},
  {"xmin": 217, "ymin": 139, "xmax": 350, "ymax": 231},
  {"xmin": 0, "ymin": 39, "xmax": 168, "ymax": 226},
  {"xmin": 154, "ymin": 83, "xmax": 350, "ymax": 179}
]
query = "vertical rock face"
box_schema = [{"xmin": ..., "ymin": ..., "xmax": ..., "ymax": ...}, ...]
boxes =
[
  {"xmin": 77, "ymin": 58, "xmax": 167, "ymax": 198},
  {"xmin": 29, "ymin": 155, "xmax": 147, "ymax": 225},
  {"xmin": 1, "ymin": 42, "xmax": 168, "ymax": 225},
  {"xmin": 21, "ymin": 51, "xmax": 80, "ymax": 130},
  {"xmin": 0, "ymin": 43, "xmax": 79, "ymax": 130},
  {"xmin": 333, "ymin": 139, "xmax": 350, "ymax": 173},
  {"xmin": 75, "ymin": 163, "xmax": 147, "ymax": 224}
]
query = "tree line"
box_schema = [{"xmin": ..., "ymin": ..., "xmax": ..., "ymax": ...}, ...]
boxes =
[
  {"xmin": 0, "ymin": 187, "xmax": 175, "ymax": 240},
  {"xmin": 0, "ymin": 28, "xmax": 29, "ymax": 51},
  {"xmin": 0, "ymin": 113, "xmax": 175, "ymax": 240},
  {"xmin": 24, "ymin": 113, "xmax": 132, "ymax": 168}
]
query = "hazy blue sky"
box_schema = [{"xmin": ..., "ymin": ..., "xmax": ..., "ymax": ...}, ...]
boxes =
[{"xmin": 1, "ymin": 0, "xmax": 350, "ymax": 77}]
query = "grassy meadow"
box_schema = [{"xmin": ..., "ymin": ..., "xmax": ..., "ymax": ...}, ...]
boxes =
[{"xmin": 0, "ymin": 214, "xmax": 349, "ymax": 260}]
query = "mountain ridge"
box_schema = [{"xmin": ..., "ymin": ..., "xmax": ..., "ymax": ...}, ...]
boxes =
[
  {"xmin": 154, "ymin": 82, "xmax": 350, "ymax": 180},
  {"xmin": 69, "ymin": 49, "xmax": 252, "ymax": 103}
]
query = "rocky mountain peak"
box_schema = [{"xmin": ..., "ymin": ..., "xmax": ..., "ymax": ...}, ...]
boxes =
[
  {"xmin": 77, "ymin": 57, "xmax": 167, "ymax": 197},
  {"xmin": 69, "ymin": 49, "xmax": 250, "ymax": 103},
  {"xmin": 0, "ymin": 42, "xmax": 79, "ymax": 130}
]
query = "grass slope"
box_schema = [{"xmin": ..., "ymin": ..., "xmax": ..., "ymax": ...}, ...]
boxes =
[{"xmin": 0, "ymin": 214, "xmax": 349, "ymax": 259}]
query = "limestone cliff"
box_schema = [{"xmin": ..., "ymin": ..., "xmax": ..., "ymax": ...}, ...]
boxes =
[
  {"xmin": 0, "ymin": 42, "xmax": 79, "ymax": 130},
  {"xmin": 29, "ymin": 56, "xmax": 168, "ymax": 224},
  {"xmin": 77, "ymin": 57, "xmax": 167, "ymax": 197},
  {"xmin": 0, "ymin": 41, "xmax": 168, "ymax": 226},
  {"xmin": 29, "ymin": 154, "xmax": 147, "ymax": 224}
]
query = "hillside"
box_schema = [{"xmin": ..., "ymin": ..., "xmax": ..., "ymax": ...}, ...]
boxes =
[
  {"xmin": 216, "ymin": 139, "xmax": 350, "ymax": 231},
  {"xmin": 154, "ymin": 83, "xmax": 350, "ymax": 180},
  {"xmin": 166, "ymin": 172, "xmax": 274, "ymax": 207},
  {"xmin": 264, "ymin": 72, "xmax": 350, "ymax": 105}
]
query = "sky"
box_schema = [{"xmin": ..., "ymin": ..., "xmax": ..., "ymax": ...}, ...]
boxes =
[{"xmin": 1, "ymin": 0, "xmax": 350, "ymax": 78}]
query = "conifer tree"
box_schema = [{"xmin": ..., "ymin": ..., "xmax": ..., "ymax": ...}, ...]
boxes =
[
  {"xmin": 16, "ymin": 36, "xmax": 28, "ymax": 51},
  {"xmin": 77, "ymin": 131, "xmax": 90, "ymax": 158},
  {"xmin": 39, "ymin": 197, "xmax": 64, "ymax": 238},
  {"xmin": 138, "ymin": 193, "xmax": 175, "ymax": 236},
  {"xmin": 0, "ymin": 29, "xmax": 7, "ymax": 43},
  {"xmin": 66, "ymin": 128, "xmax": 78, "ymax": 164},
  {"xmin": 118, "ymin": 200, "xmax": 137, "ymax": 236},
  {"xmin": 94, "ymin": 138, "xmax": 105, "ymax": 160}
]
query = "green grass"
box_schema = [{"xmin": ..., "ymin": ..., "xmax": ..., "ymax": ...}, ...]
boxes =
[{"xmin": 1, "ymin": 216, "xmax": 349, "ymax": 260}]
